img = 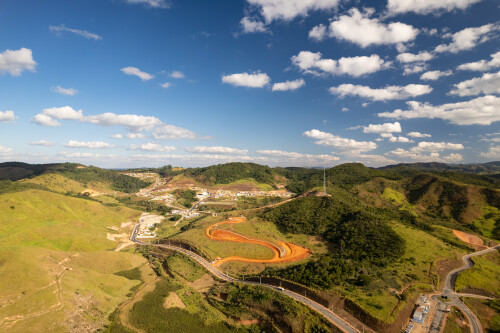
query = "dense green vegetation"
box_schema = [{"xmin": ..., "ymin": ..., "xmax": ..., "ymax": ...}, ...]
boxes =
[
  {"xmin": 173, "ymin": 189, "xmax": 197, "ymax": 208},
  {"xmin": 184, "ymin": 162, "xmax": 276, "ymax": 185},
  {"xmin": 263, "ymin": 196, "xmax": 405, "ymax": 289}
]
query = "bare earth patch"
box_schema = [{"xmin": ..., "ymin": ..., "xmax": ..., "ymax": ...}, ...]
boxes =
[
  {"xmin": 452, "ymin": 230, "xmax": 485, "ymax": 249},
  {"xmin": 163, "ymin": 292, "xmax": 186, "ymax": 309},
  {"xmin": 188, "ymin": 274, "xmax": 216, "ymax": 293}
]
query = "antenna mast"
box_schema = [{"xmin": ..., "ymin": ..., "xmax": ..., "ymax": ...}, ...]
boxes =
[{"xmin": 323, "ymin": 166, "xmax": 326, "ymax": 195}]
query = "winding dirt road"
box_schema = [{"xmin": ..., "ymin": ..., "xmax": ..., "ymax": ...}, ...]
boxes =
[{"xmin": 205, "ymin": 217, "xmax": 312, "ymax": 266}]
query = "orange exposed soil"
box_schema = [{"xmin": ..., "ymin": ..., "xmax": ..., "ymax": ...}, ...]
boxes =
[
  {"xmin": 205, "ymin": 217, "xmax": 311, "ymax": 266},
  {"xmin": 452, "ymin": 230, "xmax": 486, "ymax": 250}
]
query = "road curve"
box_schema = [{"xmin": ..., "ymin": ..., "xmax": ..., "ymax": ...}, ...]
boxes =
[
  {"xmin": 439, "ymin": 244, "xmax": 500, "ymax": 333},
  {"xmin": 130, "ymin": 224, "xmax": 359, "ymax": 333}
]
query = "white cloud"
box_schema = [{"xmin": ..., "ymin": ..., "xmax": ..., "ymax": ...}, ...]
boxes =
[
  {"xmin": 256, "ymin": 149, "xmax": 339, "ymax": 161},
  {"xmin": 303, "ymin": 129, "xmax": 377, "ymax": 152},
  {"xmin": 291, "ymin": 51, "xmax": 389, "ymax": 77},
  {"xmin": 57, "ymin": 151, "xmax": 97, "ymax": 158},
  {"xmin": 408, "ymin": 131, "xmax": 431, "ymax": 138},
  {"xmin": 64, "ymin": 140, "xmax": 115, "ymax": 149},
  {"xmin": 387, "ymin": 0, "xmax": 482, "ymax": 15},
  {"xmin": 246, "ymin": 0, "xmax": 341, "ymax": 23},
  {"xmin": 0, "ymin": 48, "xmax": 37, "ymax": 76},
  {"xmin": 49, "ymin": 25, "xmax": 102, "ymax": 40},
  {"xmin": 396, "ymin": 51, "xmax": 434, "ymax": 63},
  {"xmin": 124, "ymin": 0, "xmax": 170, "ymax": 8},
  {"xmin": 387, "ymin": 148, "xmax": 463, "ymax": 163},
  {"xmin": 185, "ymin": 146, "xmax": 248, "ymax": 154},
  {"xmin": 121, "ymin": 67, "xmax": 154, "ymax": 81},
  {"xmin": 457, "ymin": 51, "xmax": 500, "ymax": 71},
  {"xmin": 125, "ymin": 132, "xmax": 145, "ymax": 139},
  {"xmin": 0, "ymin": 110, "xmax": 16, "ymax": 123},
  {"xmin": 169, "ymin": 71, "xmax": 185, "ymax": 79},
  {"xmin": 480, "ymin": 145, "xmax": 500, "ymax": 159},
  {"xmin": 32, "ymin": 114, "xmax": 62, "ymax": 127},
  {"xmin": 379, "ymin": 95, "xmax": 500, "ymax": 125},
  {"xmin": 346, "ymin": 154, "xmax": 397, "ymax": 166},
  {"xmin": 329, "ymin": 83, "xmax": 432, "ymax": 101},
  {"xmin": 411, "ymin": 141, "xmax": 463, "ymax": 152},
  {"xmin": 434, "ymin": 23, "xmax": 500, "ymax": 53},
  {"xmin": 363, "ymin": 122, "xmax": 402, "ymax": 134},
  {"xmin": 450, "ymin": 70, "xmax": 500, "ymax": 96},
  {"xmin": 153, "ymin": 124, "xmax": 203, "ymax": 140},
  {"xmin": 420, "ymin": 70, "xmax": 453, "ymax": 80},
  {"xmin": 272, "ymin": 78, "xmax": 305, "ymax": 91},
  {"xmin": 129, "ymin": 143, "xmax": 177, "ymax": 152},
  {"xmin": 389, "ymin": 136, "xmax": 412, "ymax": 143},
  {"xmin": 222, "ymin": 71, "xmax": 270, "ymax": 88},
  {"xmin": 159, "ymin": 82, "xmax": 171, "ymax": 88},
  {"xmin": 0, "ymin": 145, "xmax": 13, "ymax": 155},
  {"xmin": 84, "ymin": 112, "xmax": 162, "ymax": 131},
  {"xmin": 341, "ymin": 107, "xmax": 349, "ymax": 112},
  {"xmin": 308, "ymin": 24, "xmax": 327, "ymax": 41},
  {"xmin": 111, "ymin": 134, "xmax": 123, "ymax": 139},
  {"xmin": 240, "ymin": 17, "xmax": 268, "ymax": 34},
  {"xmin": 30, "ymin": 140, "xmax": 56, "ymax": 146},
  {"xmin": 328, "ymin": 8, "xmax": 418, "ymax": 48},
  {"xmin": 403, "ymin": 63, "xmax": 427, "ymax": 75},
  {"xmin": 50, "ymin": 86, "xmax": 78, "ymax": 96}
]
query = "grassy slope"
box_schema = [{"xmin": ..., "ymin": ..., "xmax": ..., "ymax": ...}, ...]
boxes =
[
  {"xmin": 0, "ymin": 189, "xmax": 145, "ymax": 332},
  {"xmin": 455, "ymin": 251, "xmax": 500, "ymax": 297},
  {"xmin": 19, "ymin": 174, "xmax": 85, "ymax": 194}
]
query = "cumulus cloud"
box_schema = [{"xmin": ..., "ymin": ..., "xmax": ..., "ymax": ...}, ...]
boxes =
[
  {"xmin": 480, "ymin": 145, "xmax": 500, "ymax": 159},
  {"xmin": 57, "ymin": 151, "xmax": 97, "ymax": 158},
  {"xmin": 327, "ymin": 8, "xmax": 418, "ymax": 48},
  {"xmin": 389, "ymin": 136, "xmax": 413, "ymax": 143},
  {"xmin": 387, "ymin": 0, "xmax": 482, "ymax": 15},
  {"xmin": 44, "ymin": 106, "xmax": 84, "ymax": 120},
  {"xmin": 272, "ymin": 78, "xmax": 305, "ymax": 91},
  {"xmin": 185, "ymin": 146, "xmax": 248, "ymax": 154},
  {"xmin": 64, "ymin": 140, "xmax": 115, "ymax": 149},
  {"xmin": 246, "ymin": 0, "xmax": 341, "ymax": 23},
  {"xmin": 240, "ymin": 17, "xmax": 268, "ymax": 34},
  {"xmin": 457, "ymin": 50, "xmax": 500, "ymax": 71},
  {"xmin": 387, "ymin": 148, "xmax": 463, "ymax": 163},
  {"xmin": 408, "ymin": 131, "xmax": 431, "ymax": 138},
  {"xmin": 0, "ymin": 145, "xmax": 13, "ymax": 155},
  {"xmin": 51, "ymin": 86, "xmax": 78, "ymax": 96},
  {"xmin": 403, "ymin": 63, "xmax": 428, "ymax": 75},
  {"xmin": 153, "ymin": 124, "xmax": 204, "ymax": 140},
  {"xmin": 0, "ymin": 110, "xmax": 16, "ymax": 123},
  {"xmin": 222, "ymin": 71, "xmax": 270, "ymax": 88},
  {"xmin": 32, "ymin": 113, "xmax": 62, "ymax": 127},
  {"xmin": 411, "ymin": 141, "xmax": 463, "ymax": 152},
  {"xmin": 49, "ymin": 25, "xmax": 102, "ymax": 40},
  {"xmin": 303, "ymin": 129, "xmax": 377, "ymax": 152},
  {"xmin": 0, "ymin": 48, "xmax": 37, "ymax": 76},
  {"xmin": 84, "ymin": 112, "xmax": 161, "ymax": 131},
  {"xmin": 379, "ymin": 95, "xmax": 500, "ymax": 125},
  {"xmin": 129, "ymin": 143, "xmax": 176, "ymax": 152},
  {"xmin": 256, "ymin": 149, "xmax": 339, "ymax": 161},
  {"xmin": 397, "ymin": 51, "xmax": 434, "ymax": 63},
  {"xmin": 159, "ymin": 82, "xmax": 171, "ymax": 88},
  {"xmin": 121, "ymin": 67, "xmax": 154, "ymax": 81},
  {"xmin": 169, "ymin": 71, "xmax": 185, "ymax": 79},
  {"xmin": 363, "ymin": 122, "xmax": 402, "ymax": 134},
  {"xmin": 308, "ymin": 24, "xmax": 327, "ymax": 41},
  {"xmin": 111, "ymin": 134, "xmax": 123, "ymax": 139},
  {"xmin": 420, "ymin": 70, "xmax": 453, "ymax": 80},
  {"xmin": 30, "ymin": 140, "xmax": 56, "ymax": 146},
  {"xmin": 450, "ymin": 70, "xmax": 500, "ymax": 96},
  {"xmin": 291, "ymin": 51, "xmax": 389, "ymax": 77},
  {"xmin": 329, "ymin": 83, "xmax": 432, "ymax": 101},
  {"xmin": 125, "ymin": 132, "xmax": 145, "ymax": 139},
  {"xmin": 124, "ymin": 0, "xmax": 170, "ymax": 8},
  {"xmin": 434, "ymin": 23, "xmax": 500, "ymax": 53}
]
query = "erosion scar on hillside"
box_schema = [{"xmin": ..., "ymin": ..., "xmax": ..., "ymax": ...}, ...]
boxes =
[{"xmin": 205, "ymin": 217, "xmax": 312, "ymax": 266}]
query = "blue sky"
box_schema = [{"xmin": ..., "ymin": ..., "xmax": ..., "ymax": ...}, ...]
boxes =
[{"xmin": 0, "ymin": 0, "xmax": 499, "ymax": 168}]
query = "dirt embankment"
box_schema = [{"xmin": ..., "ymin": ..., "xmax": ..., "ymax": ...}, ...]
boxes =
[
  {"xmin": 205, "ymin": 217, "xmax": 311, "ymax": 266},
  {"xmin": 452, "ymin": 230, "xmax": 486, "ymax": 250}
]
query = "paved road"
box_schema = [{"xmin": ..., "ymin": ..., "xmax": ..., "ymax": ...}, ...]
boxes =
[
  {"xmin": 130, "ymin": 224, "xmax": 360, "ymax": 333},
  {"xmin": 433, "ymin": 244, "xmax": 500, "ymax": 333}
]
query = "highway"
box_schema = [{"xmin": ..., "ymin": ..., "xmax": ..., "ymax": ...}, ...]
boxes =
[
  {"xmin": 430, "ymin": 244, "xmax": 500, "ymax": 333},
  {"xmin": 130, "ymin": 224, "xmax": 360, "ymax": 333}
]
